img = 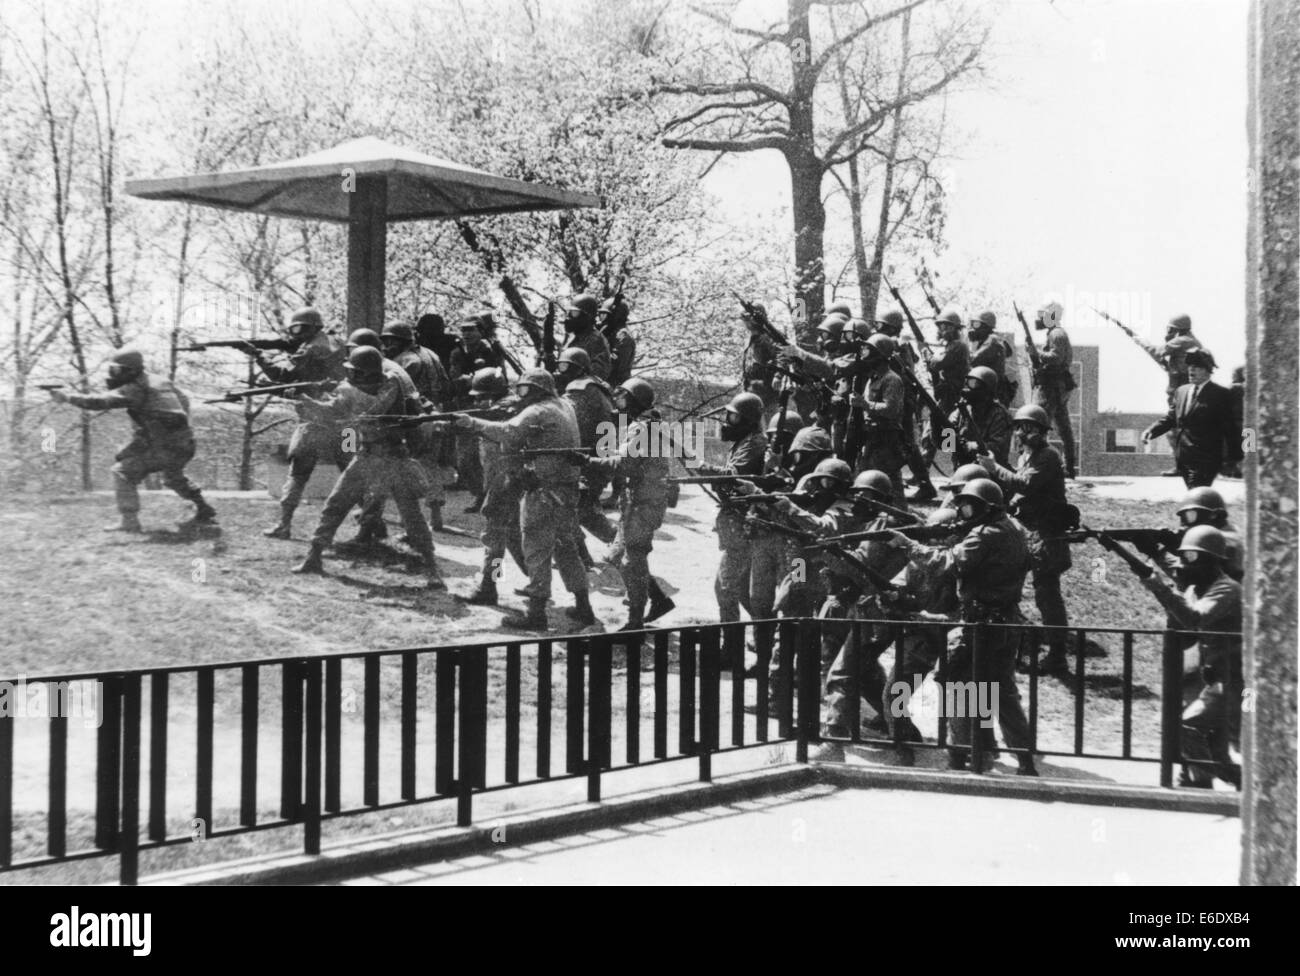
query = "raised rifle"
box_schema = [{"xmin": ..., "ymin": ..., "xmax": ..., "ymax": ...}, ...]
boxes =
[
  {"xmin": 183, "ymin": 337, "xmax": 297, "ymax": 354},
  {"xmin": 540, "ymin": 302, "xmax": 558, "ymax": 373},
  {"xmin": 806, "ymin": 521, "xmax": 970, "ymax": 549},
  {"xmin": 1091, "ymin": 306, "xmax": 1165, "ymax": 369},
  {"xmin": 733, "ymin": 291, "xmax": 788, "ymax": 347},
  {"xmin": 1012, "ymin": 302, "xmax": 1044, "ymax": 386},
  {"xmin": 883, "ymin": 274, "xmax": 935, "ymax": 368},
  {"xmin": 204, "ymin": 381, "xmax": 322, "ymax": 404},
  {"xmin": 772, "ymin": 386, "xmax": 794, "ymax": 467},
  {"xmin": 918, "ymin": 279, "xmax": 943, "ymax": 317},
  {"xmin": 951, "ymin": 392, "xmax": 993, "ymax": 458}
]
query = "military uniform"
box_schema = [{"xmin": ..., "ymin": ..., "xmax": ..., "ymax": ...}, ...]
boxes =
[
  {"xmin": 606, "ymin": 327, "xmax": 637, "ymax": 387},
  {"xmin": 704, "ymin": 430, "xmax": 769, "ymax": 622},
  {"xmin": 1033, "ymin": 325, "xmax": 1078, "ymax": 476},
  {"xmin": 922, "ymin": 337, "xmax": 970, "ymax": 466},
  {"xmin": 952, "ymin": 398, "xmax": 1013, "ymax": 467},
  {"xmin": 967, "ymin": 334, "xmax": 1006, "ymax": 377},
  {"xmin": 985, "ymin": 443, "xmax": 1072, "ymax": 664},
  {"xmin": 1141, "ymin": 569, "xmax": 1242, "ymax": 786},
  {"xmin": 462, "ymin": 393, "xmax": 589, "ymax": 607},
  {"xmin": 259, "ymin": 332, "xmax": 348, "ymax": 526},
  {"xmin": 587, "ymin": 416, "xmax": 672, "ymax": 627},
  {"xmin": 66, "ymin": 373, "xmax": 212, "ymax": 523},
  {"xmin": 562, "ymin": 375, "xmax": 618, "ymax": 549},
  {"xmin": 477, "ymin": 410, "xmax": 526, "ymax": 585},
  {"xmin": 857, "ymin": 367, "xmax": 906, "ymax": 499},
  {"xmin": 448, "ymin": 338, "xmax": 503, "ymax": 496},
  {"xmin": 562, "ymin": 327, "xmax": 612, "ymax": 382}
]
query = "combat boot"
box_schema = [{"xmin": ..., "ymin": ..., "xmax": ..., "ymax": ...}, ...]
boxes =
[
  {"xmin": 1016, "ymin": 757, "xmax": 1040, "ymax": 777},
  {"xmin": 564, "ymin": 592, "xmax": 596, "ymax": 627},
  {"xmin": 263, "ymin": 509, "xmax": 293, "ymax": 540},
  {"xmin": 420, "ymin": 554, "xmax": 446, "ymax": 591},
  {"xmin": 292, "ymin": 545, "xmax": 327, "ymax": 575},
  {"xmin": 429, "ymin": 501, "xmax": 445, "ymax": 533},
  {"xmin": 645, "ymin": 580, "xmax": 675, "ymax": 623},
  {"xmin": 502, "ymin": 599, "xmax": 549, "ymax": 631},
  {"xmin": 461, "ymin": 575, "xmax": 498, "ymax": 606},
  {"xmin": 104, "ymin": 514, "xmax": 143, "ymax": 533},
  {"xmin": 194, "ymin": 499, "xmax": 218, "ymax": 523}
]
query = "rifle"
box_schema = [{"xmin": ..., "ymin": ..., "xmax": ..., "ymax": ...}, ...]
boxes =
[
  {"xmin": 733, "ymin": 291, "xmax": 788, "ymax": 347},
  {"xmin": 516, "ymin": 446, "xmax": 594, "ymax": 464},
  {"xmin": 857, "ymin": 497, "xmax": 923, "ymax": 525},
  {"xmin": 747, "ymin": 515, "xmax": 903, "ymax": 593},
  {"xmin": 183, "ymin": 337, "xmax": 296, "ymax": 354},
  {"xmin": 882, "ymin": 350, "xmax": 949, "ymax": 479},
  {"xmin": 204, "ymin": 381, "xmax": 322, "ymax": 404},
  {"xmin": 772, "ymin": 386, "xmax": 793, "ymax": 468},
  {"xmin": 373, "ymin": 406, "xmax": 516, "ymax": 427},
  {"xmin": 883, "ymin": 275, "xmax": 934, "ymax": 367},
  {"xmin": 38, "ymin": 383, "xmax": 65, "ymax": 391},
  {"xmin": 843, "ymin": 343, "xmax": 867, "ymax": 465},
  {"xmin": 806, "ymin": 521, "xmax": 970, "ymax": 549},
  {"xmin": 1087, "ymin": 527, "xmax": 1158, "ymax": 581},
  {"xmin": 1060, "ymin": 526, "xmax": 1180, "ymax": 569},
  {"xmin": 490, "ymin": 339, "xmax": 524, "ymax": 376},
  {"xmin": 951, "ymin": 393, "xmax": 993, "ymax": 457},
  {"xmin": 1012, "ymin": 302, "xmax": 1044, "ymax": 385},
  {"xmin": 1091, "ymin": 306, "xmax": 1164, "ymax": 369},
  {"xmin": 918, "ymin": 279, "xmax": 942, "ymax": 317},
  {"xmin": 670, "ymin": 473, "xmax": 794, "ymax": 491},
  {"xmin": 540, "ymin": 302, "xmax": 558, "ymax": 373},
  {"xmin": 727, "ymin": 491, "xmax": 813, "ymax": 506}
]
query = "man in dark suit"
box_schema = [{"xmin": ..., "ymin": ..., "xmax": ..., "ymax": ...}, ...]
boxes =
[{"xmin": 1143, "ymin": 349, "xmax": 1242, "ymax": 488}]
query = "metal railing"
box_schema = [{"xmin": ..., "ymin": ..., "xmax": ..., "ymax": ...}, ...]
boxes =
[{"xmin": 0, "ymin": 617, "xmax": 1236, "ymax": 884}]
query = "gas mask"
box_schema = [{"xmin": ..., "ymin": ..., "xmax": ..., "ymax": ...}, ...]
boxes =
[
  {"xmin": 106, "ymin": 365, "xmax": 137, "ymax": 390},
  {"xmin": 1177, "ymin": 552, "xmax": 1218, "ymax": 588}
]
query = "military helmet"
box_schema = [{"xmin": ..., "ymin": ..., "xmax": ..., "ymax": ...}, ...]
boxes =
[
  {"xmin": 617, "ymin": 376, "xmax": 655, "ymax": 411},
  {"xmin": 558, "ymin": 346, "xmax": 591, "ymax": 373},
  {"xmin": 288, "ymin": 306, "xmax": 324, "ymax": 337},
  {"xmin": 1178, "ymin": 525, "xmax": 1228, "ymax": 560},
  {"xmin": 864, "ymin": 333, "xmax": 896, "ymax": 359},
  {"xmin": 851, "ymin": 469, "xmax": 894, "ymax": 502},
  {"xmin": 847, "ymin": 318, "xmax": 873, "ymax": 341},
  {"xmin": 346, "ymin": 345, "xmax": 384, "ymax": 377},
  {"xmin": 935, "ymin": 306, "xmax": 964, "ymax": 328},
  {"xmin": 766, "ymin": 410, "xmax": 805, "ymax": 436},
  {"xmin": 1013, "ymin": 404, "xmax": 1051, "ymax": 430},
  {"xmin": 1036, "ymin": 301, "xmax": 1064, "ymax": 328},
  {"xmin": 568, "ymin": 294, "xmax": 600, "ymax": 318},
  {"xmin": 956, "ymin": 477, "xmax": 1004, "ymax": 509},
  {"xmin": 789, "ymin": 425, "xmax": 833, "ymax": 455},
  {"xmin": 1169, "ymin": 314, "xmax": 1192, "ymax": 333},
  {"xmin": 816, "ymin": 315, "xmax": 848, "ymax": 337},
  {"xmin": 1177, "ymin": 486, "xmax": 1227, "ymax": 518},
  {"xmin": 972, "ymin": 310, "xmax": 997, "ymax": 330},
  {"xmin": 347, "ymin": 328, "xmax": 381, "ymax": 350},
  {"xmin": 941, "ymin": 463, "xmax": 989, "ymax": 491},
  {"xmin": 965, "ymin": 365, "xmax": 999, "ymax": 393},
  {"xmin": 875, "ymin": 310, "xmax": 905, "ymax": 333},
  {"xmin": 110, "ymin": 348, "xmax": 145, "ymax": 371},
  {"xmin": 827, "ymin": 299, "xmax": 854, "ymax": 319},
  {"xmin": 811, "ymin": 457, "xmax": 852, "ymax": 491},
  {"xmin": 725, "ymin": 391, "xmax": 764, "ymax": 426},
  {"xmin": 516, "ymin": 367, "xmax": 557, "ymax": 398},
  {"xmin": 381, "ymin": 321, "xmax": 415, "ymax": 343},
  {"xmin": 470, "ymin": 367, "xmax": 508, "ymax": 398}
]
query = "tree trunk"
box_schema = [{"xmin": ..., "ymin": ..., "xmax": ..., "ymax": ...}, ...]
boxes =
[
  {"xmin": 865, "ymin": 8, "xmax": 912, "ymax": 321},
  {"xmin": 787, "ymin": 0, "xmax": 824, "ymax": 339}
]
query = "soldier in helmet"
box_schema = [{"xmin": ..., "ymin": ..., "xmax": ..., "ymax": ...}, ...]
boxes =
[
  {"xmin": 967, "ymin": 310, "xmax": 1017, "ymax": 406},
  {"xmin": 848, "ymin": 333, "xmax": 906, "ymax": 498},
  {"xmin": 1133, "ymin": 525, "xmax": 1242, "ymax": 788},
  {"xmin": 921, "ymin": 306, "xmax": 971, "ymax": 474},
  {"xmin": 1142, "ymin": 349, "xmax": 1240, "ymax": 488},
  {"xmin": 381, "ymin": 320, "xmax": 453, "ymax": 530},
  {"xmin": 1031, "ymin": 302, "xmax": 1078, "ymax": 479},
  {"xmin": 454, "ymin": 368, "xmax": 593, "ymax": 630},
  {"xmin": 254, "ymin": 307, "xmax": 348, "ymax": 539},
  {"xmin": 448, "ymin": 314, "xmax": 504, "ymax": 509},
  {"xmin": 291, "ymin": 346, "xmax": 444, "ymax": 587},
  {"xmin": 978, "ymin": 404, "xmax": 1073, "ymax": 675},
  {"xmin": 583, "ymin": 377, "xmax": 675, "ymax": 630},
  {"xmin": 1133, "ymin": 315, "xmax": 1203, "ymax": 460},
  {"xmin": 460, "ymin": 369, "xmax": 527, "ymax": 606},
  {"xmin": 876, "ymin": 309, "xmax": 939, "ymax": 501},
  {"xmin": 556, "ymin": 346, "xmax": 618, "ymax": 565},
  {"xmin": 827, "ymin": 298, "xmax": 854, "ymax": 320},
  {"xmin": 952, "ymin": 365, "xmax": 1013, "ymax": 467},
  {"xmin": 764, "ymin": 407, "xmax": 805, "ymax": 473},
  {"xmin": 562, "ymin": 294, "xmax": 612, "ymax": 382},
  {"xmin": 415, "ymin": 312, "xmax": 457, "ymax": 373},
  {"xmin": 693, "ymin": 392, "xmax": 770, "ymax": 623},
  {"xmin": 884, "ymin": 478, "xmax": 1037, "ymax": 775},
  {"xmin": 50, "ymin": 348, "xmax": 217, "ymax": 533},
  {"xmin": 598, "ymin": 294, "xmax": 637, "ymax": 387}
]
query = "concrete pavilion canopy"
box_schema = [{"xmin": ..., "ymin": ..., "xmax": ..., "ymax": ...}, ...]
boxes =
[{"xmin": 125, "ymin": 136, "xmax": 600, "ymax": 333}]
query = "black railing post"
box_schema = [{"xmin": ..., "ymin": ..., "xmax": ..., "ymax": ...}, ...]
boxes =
[
  {"xmin": 653, "ymin": 630, "xmax": 669, "ymax": 758},
  {"xmin": 304, "ymin": 659, "xmax": 323, "ymax": 856},
  {"xmin": 119, "ymin": 675, "xmax": 141, "ymax": 887},
  {"xmin": 239, "ymin": 665, "xmax": 259, "ymax": 828},
  {"xmin": 94, "ymin": 674, "xmax": 122, "ymax": 851},
  {"xmin": 363, "ymin": 655, "xmax": 380, "ymax": 807},
  {"xmin": 699, "ymin": 627, "xmax": 720, "ymax": 783},
  {"xmin": 401, "ymin": 651, "xmax": 418, "ymax": 800},
  {"xmin": 724, "ymin": 624, "xmax": 744, "ymax": 748},
  {"xmin": 776, "ymin": 619, "xmax": 797, "ymax": 739},
  {"xmin": 587, "ymin": 638, "xmax": 611, "ymax": 802},
  {"xmin": 196, "ymin": 669, "xmax": 214, "ymax": 834},
  {"xmin": 565, "ymin": 640, "xmax": 586, "ymax": 774},
  {"xmin": 679, "ymin": 629, "xmax": 697, "ymax": 755},
  {"xmin": 537, "ymin": 640, "xmax": 553, "ymax": 780},
  {"xmin": 795, "ymin": 618, "xmax": 819, "ymax": 763},
  {"xmin": 970, "ymin": 624, "xmax": 985, "ymax": 775},
  {"xmin": 755, "ymin": 620, "xmax": 773, "ymax": 742},
  {"xmin": 280, "ymin": 662, "xmax": 303, "ymax": 821},
  {"xmin": 435, "ymin": 651, "xmax": 456, "ymax": 795},
  {"xmin": 1160, "ymin": 631, "xmax": 1181, "ymax": 788},
  {"xmin": 457, "ymin": 647, "xmax": 488, "ymax": 827},
  {"xmin": 148, "ymin": 673, "xmax": 169, "ymax": 841},
  {"xmin": 0, "ymin": 689, "xmax": 11, "ymax": 869}
]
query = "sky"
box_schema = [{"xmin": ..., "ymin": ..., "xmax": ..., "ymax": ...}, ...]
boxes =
[{"xmin": 705, "ymin": 0, "xmax": 1251, "ymax": 412}]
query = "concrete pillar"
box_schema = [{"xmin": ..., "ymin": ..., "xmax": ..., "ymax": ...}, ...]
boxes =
[
  {"xmin": 346, "ymin": 176, "xmax": 388, "ymax": 336},
  {"xmin": 1241, "ymin": 0, "xmax": 1298, "ymax": 886}
]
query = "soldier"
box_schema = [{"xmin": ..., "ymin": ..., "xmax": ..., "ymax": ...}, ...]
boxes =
[
  {"xmin": 1142, "ymin": 349, "xmax": 1241, "ymax": 489},
  {"xmin": 562, "ymin": 294, "xmax": 613, "ymax": 382},
  {"xmin": 876, "ymin": 309, "xmax": 938, "ymax": 502},
  {"xmin": 1135, "ymin": 315, "xmax": 1203, "ymax": 458},
  {"xmin": 556, "ymin": 347, "xmax": 618, "ymax": 565},
  {"xmin": 1134, "ymin": 526, "xmax": 1242, "ymax": 788},
  {"xmin": 454, "ymin": 369, "xmax": 593, "ymax": 630},
  {"xmin": 848, "ymin": 334, "xmax": 907, "ymax": 501},
  {"xmin": 448, "ymin": 315, "xmax": 503, "ymax": 510},
  {"xmin": 292, "ymin": 346, "xmax": 443, "ymax": 588},
  {"xmin": 952, "ymin": 365, "xmax": 1013, "ymax": 467},
  {"xmin": 49, "ymin": 348, "xmax": 217, "ymax": 533},
  {"xmin": 254, "ymin": 307, "xmax": 347, "ymax": 539},
  {"xmin": 763, "ymin": 406, "xmax": 804, "ymax": 473},
  {"xmin": 415, "ymin": 312, "xmax": 458, "ymax": 373},
  {"xmin": 1139, "ymin": 487, "xmax": 1244, "ymax": 582},
  {"xmin": 459, "ymin": 370, "xmax": 526, "ymax": 606},
  {"xmin": 885, "ymin": 478, "xmax": 1037, "ymax": 775},
  {"xmin": 1031, "ymin": 302, "xmax": 1078, "ymax": 479},
  {"xmin": 599, "ymin": 294, "xmax": 637, "ymax": 387},
  {"xmin": 967, "ymin": 311, "xmax": 1016, "ymax": 406},
  {"xmin": 827, "ymin": 298, "xmax": 854, "ymax": 319},
  {"xmin": 978, "ymin": 404, "xmax": 1072, "ymax": 676},
  {"xmin": 694, "ymin": 392, "xmax": 768, "ymax": 623},
  {"xmin": 922, "ymin": 306, "xmax": 970, "ymax": 473},
  {"xmin": 380, "ymin": 320, "xmax": 453, "ymax": 531},
  {"xmin": 584, "ymin": 377, "xmax": 675, "ymax": 630}
]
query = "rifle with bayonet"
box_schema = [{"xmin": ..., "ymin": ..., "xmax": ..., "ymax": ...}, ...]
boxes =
[
  {"xmin": 1083, "ymin": 525, "xmax": 1160, "ymax": 581},
  {"xmin": 743, "ymin": 516, "xmax": 902, "ymax": 594},
  {"xmin": 516, "ymin": 446, "xmax": 595, "ymax": 464},
  {"xmin": 670, "ymin": 473, "xmax": 794, "ymax": 491},
  {"xmin": 733, "ymin": 291, "xmax": 789, "ymax": 347},
  {"xmin": 805, "ymin": 520, "xmax": 971, "ymax": 549},
  {"xmin": 374, "ymin": 406, "xmax": 517, "ymax": 427},
  {"xmin": 1090, "ymin": 306, "xmax": 1164, "ymax": 369},
  {"xmin": 204, "ymin": 381, "xmax": 324, "ymax": 404},
  {"xmin": 540, "ymin": 302, "xmax": 558, "ymax": 373},
  {"xmin": 951, "ymin": 392, "xmax": 993, "ymax": 459},
  {"xmin": 1012, "ymin": 302, "xmax": 1044, "ymax": 386},
  {"xmin": 1060, "ymin": 526, "xmax": 1180, "ymax": 561},
  {"xmin": 883, "ymin": 275, "xmax": 935, "ymax": 368},
  {"xmin": 918, "ymin": 279, "xmax": 943, "ymax": 317},
  {"xmin": 183, "ymin": 337, "xmax": 298, "ymax": 354},
  {"xmin": 726, "ymin": 490, "xmax": 814, "ymax": 506}
]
